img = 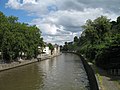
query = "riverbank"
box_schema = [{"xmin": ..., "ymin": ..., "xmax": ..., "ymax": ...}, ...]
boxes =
[
  {"xmin": 0, "ymin": 53, "xmax": 61, "ymax": 72},
  {"xmin": 62, "ymin": 51, "xmax": 99, "ymax": 90},
  {"xmin": 81, "ymin": 55, "xmax": 120, "ymax": 90},
  {"xmin": 88, "ymin": 62, "xmax": 120, "ymax": 90},
  {"xmin": 79, "ymin": 54, "xmax": 99, "ymax": 90},
  {"xmin": 0, "ymin": 53, "xmax": 89, "ymax": 90}
]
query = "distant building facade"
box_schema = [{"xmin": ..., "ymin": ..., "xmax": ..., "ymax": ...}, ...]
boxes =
[
  {"xmin": 52, "ymin": 44, "xmax": 60, "ymax": 55},
  {"xmin": 38, "ymin": 44, "xmax": 60, "ymax": 56},
  {"xmin": 43, "ymin": 46, "xmax": 51, "ymax": 55}
]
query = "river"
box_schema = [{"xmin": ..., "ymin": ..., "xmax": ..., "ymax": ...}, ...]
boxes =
[{"xmin": 0, "ymin": 53, "xmax": 89, "ymax": 90}]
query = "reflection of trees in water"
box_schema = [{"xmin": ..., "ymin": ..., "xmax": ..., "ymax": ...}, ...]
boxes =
[{"xmin": 0, "ymin": 63, "xmax": 44, "ymax": 90}]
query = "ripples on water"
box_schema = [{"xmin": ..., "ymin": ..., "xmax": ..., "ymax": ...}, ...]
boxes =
[{"xmin": 0, "ymin": 53, "xmax": 89, "ymax": 90}]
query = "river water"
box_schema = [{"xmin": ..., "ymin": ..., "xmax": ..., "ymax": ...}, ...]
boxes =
[{"xmin": 0, "ymin": 53, "xmax": 89, "ymax": 90}]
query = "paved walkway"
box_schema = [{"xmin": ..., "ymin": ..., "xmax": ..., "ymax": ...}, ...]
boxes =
[
  {"xmin": 98, "ymin": 68, "xmax": 120, "ymax": 90},
  {"xmin": 0, "ymin": 53, "xmax": 62, "ymax": 72},
  {"xmin": 89, "ymin": 62, "xmax": 120, "ymax": 90},
  {"xmin": 0, "ymin": 59, "xmax": 38, "ymax": 71}
]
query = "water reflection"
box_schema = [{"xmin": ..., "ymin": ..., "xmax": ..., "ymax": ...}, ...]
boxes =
[
  {"xmin": 0, "ymin": 63, "xmax": 44, "ymax": 90},
  {"xmin": 0, "ymin": 53, "xmax": 89, "ymax": 90}
]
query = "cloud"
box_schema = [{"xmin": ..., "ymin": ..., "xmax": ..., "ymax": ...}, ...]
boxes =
[
  {"xmin": 6, "ymin": 0, "xmax": 120, "ymax": 45},
  {"xmin": 23, "ymin": 0, "xmax": 37, "ymax": 4},
  {"xmin": 6, "ymin": 0, "xmax": 21, "ymax": 9},
  {"xmin": 6, "ymin": 0, "xmax": 56, "ymax": 15},
  {"xmin": 31, "ymin": 8, "xmax": 118, "ymax": 44}
]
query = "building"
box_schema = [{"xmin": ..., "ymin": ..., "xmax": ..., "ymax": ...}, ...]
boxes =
[
  {"xmin": 38, "ymin": 44, "xmax": 60, "ymax": 58},
  {"xmin": 53, "ymin": 44, "xmax": 60, "ymax": 55},
  {"xmin": 43, "ymin": 46, "xmax": 51, "ymax": 55}
]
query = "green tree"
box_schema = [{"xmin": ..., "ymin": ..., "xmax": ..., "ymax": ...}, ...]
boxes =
[
  {"xmin": 0, "ymin": 11, "xmax": 44, "ymax": 62},
  {"xmin": 78, "ymin": 15, "xmax": 120, "ymax": 69},
  {"xmin": 79, "ymin": 16, "xmax": 112, "ymax": 62},
  {"xmin": 48, "ymin": 43, "xmax": 54, "ymax": 55},
  {"xmin": 74, "ymin": 36, "xmax": 79, "ymax": 43}
]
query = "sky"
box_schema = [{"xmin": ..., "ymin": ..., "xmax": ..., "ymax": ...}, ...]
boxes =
[{"xmin": 0, "ymin": 0, "xmax": 120, "ymax": 45}]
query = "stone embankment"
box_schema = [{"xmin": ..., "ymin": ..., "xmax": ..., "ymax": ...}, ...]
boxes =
[
  {"xmin": 0, "ymin": 53, "xmax": 61, "ymax": 72},
  {"xmin": 62, "ymin": 51, "xmax": 99, "ymax": 90}
]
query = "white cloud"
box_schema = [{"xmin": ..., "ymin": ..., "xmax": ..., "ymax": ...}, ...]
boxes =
[
  {"xmin": 31, "ymin": 8, "xmax": 118, "ymax": 45},
  {"xmin": 39, "ymin": 24, "xmax": 58, "ymax": 35},
  {"xmin": 6, "ymin": 0, "xmax": 120, "ymax": 45},
  {"xmin": 23, "ymin": 0, "xmax": 37, "ymax": 4},
  {"xmin": 6, "ymin": 0, "xmax": 21, "ymax": 9}
]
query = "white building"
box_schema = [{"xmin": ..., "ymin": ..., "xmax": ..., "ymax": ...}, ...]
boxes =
[
  {"xmin": 43, "ymin": 46, "xmax": 51, "ymax": 55},
  {"xmin": 53, "ymin": 44, "xmax": 60, "ymax": 55},
  {"xmin": 38, "ymin": 44, "xmax": 60, "ymax": 56}
]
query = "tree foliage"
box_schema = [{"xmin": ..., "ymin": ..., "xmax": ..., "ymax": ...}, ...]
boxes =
[
  {"xmin": 62, "ymin": 36, "xmax": 79, "ymax": 52},
  {"xmin": 63, "ymin": 15, "xmax": 120, "ymax": 69},
  {"xmin": 0, "ymin": 11, "xmax": 44, "ymax": 62},
  {"xmin": 78, "ymin": 16, "xmax": 120, "ymax": 69},
  {"xmin": 48, "ymin": 43, "xmax": 54, "ymax": 55}
]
